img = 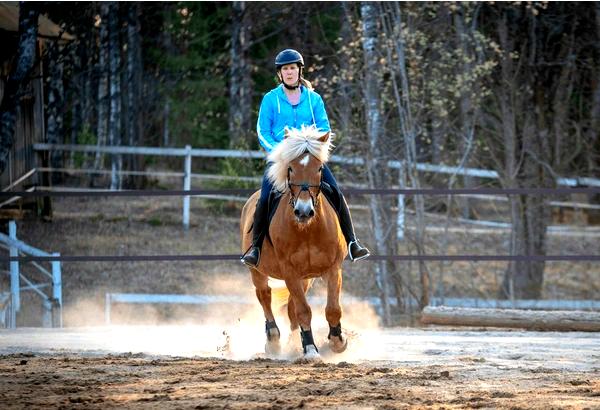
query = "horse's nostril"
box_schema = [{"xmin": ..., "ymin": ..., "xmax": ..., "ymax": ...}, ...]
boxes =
[
  {"xmin": 294, "ymin": 209, "xmax": 300, "ymax": 216},
  {"xmin": 308, "ymin": 210, "xmax": 315, "ymax": 217}
]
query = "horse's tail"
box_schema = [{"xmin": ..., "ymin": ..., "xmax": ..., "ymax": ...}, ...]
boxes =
[
  {"xmin": 269, "ymin": 278, "xmax": 315, "ymax": 312},
  {"xmin": 269, "ymin": 279, "xmax": 290, "ymax": 312}
]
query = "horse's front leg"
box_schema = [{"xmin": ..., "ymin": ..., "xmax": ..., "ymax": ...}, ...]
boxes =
[
  {"xmin": 285, "ymin": 278, "xmax": 319, "ymax": 359},
  {"xmin": 325, "ymin": 268, "xmax": 348, "ymax": 353},
  {"xmin": 251, "ymin": 269, "xmax": 280, "ymax": 354}
]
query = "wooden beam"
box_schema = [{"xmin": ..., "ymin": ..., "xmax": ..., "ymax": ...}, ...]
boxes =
[
  {"xmin": 421, "ymin": 306, "xmax": 600, "ymax": 332},
  {"xmin": 0, "ymin": 209, "xmax": 25, "ymax": 220}
]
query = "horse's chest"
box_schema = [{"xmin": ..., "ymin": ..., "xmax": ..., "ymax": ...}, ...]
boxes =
[{"xmin": 273, "ymin": 234, "xmax": 338, "ymax": 274}]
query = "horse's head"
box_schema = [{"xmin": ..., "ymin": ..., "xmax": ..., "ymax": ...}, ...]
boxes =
[{"xmin": 267, "ymin": 125, "xmax": 332, "ymax": 224}]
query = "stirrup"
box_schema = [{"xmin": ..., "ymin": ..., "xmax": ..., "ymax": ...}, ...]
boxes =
[
  {"xmin": 240, "ymin": 246, "xmax": 260, "ymax": 267},
  {"xmin": 348, "ymin": 240, "xmax": 370, "ymax": 262}
]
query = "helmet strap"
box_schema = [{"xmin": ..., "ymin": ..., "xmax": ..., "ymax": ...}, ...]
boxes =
[{"xmin": 283, "ymin": 82, "xmax": 300, "ymax": 90}]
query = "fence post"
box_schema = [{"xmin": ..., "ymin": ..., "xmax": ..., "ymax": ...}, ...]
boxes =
[
  {"xmin": 183, "ymin": 145, "xmax": 192, "ymax": 230},
  {"xmin": 105, "ymin": 293, "xmax": 112, "ymax": 325},
  {"xmin": 51, "ymin": 253, "xmax": 62, "ymax": 327},
  {"xmin": 9, "ymin": 220, "xmax": 19, "ymax": 328},
  {"xmin": 397, "ymin": 164, "xmax": 405, "ymax": 241}
]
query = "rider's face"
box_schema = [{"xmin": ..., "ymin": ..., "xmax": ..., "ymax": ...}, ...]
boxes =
[{"xmin": 279, "ymin": 64, "xmax": 300, "ymax": 86}]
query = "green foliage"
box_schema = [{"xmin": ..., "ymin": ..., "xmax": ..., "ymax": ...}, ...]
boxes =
[
  {"xmin": 201, "ymin": 156, "xmax": 263, "ymax": 214},
  {"xmin": 73, "ymin": 124, "xmax": 96, "ymax": 168},
  {"xmin": 147, "ymin": 217, "xmax": 163, "ymax": 227},
  {"xmin": 157, "ymin": 2, "xmax": 231, "ymax": 149}
]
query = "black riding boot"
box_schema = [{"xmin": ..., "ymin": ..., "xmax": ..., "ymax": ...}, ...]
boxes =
[
  {"xmin": 241, "ymin": 197, "xmax": 269, "ymax": 267},
  {"xmin": 323, "ymin": 183, "xmax": 370, "ymax": 262}
]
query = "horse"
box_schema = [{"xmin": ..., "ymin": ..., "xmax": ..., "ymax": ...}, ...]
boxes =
[{"xmin": 240, "ymin": 125, "xmax": 348, "ymax": 360}]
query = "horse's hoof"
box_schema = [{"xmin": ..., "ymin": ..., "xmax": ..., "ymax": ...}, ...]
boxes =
[
  {"xmin": 265, "ymin": 325, "xmax": 281, "ymax": 355},
  {"xmin": 294, "ymin": 344, "xmax": 321, "ymax": 363},
  {"xmin": 265, "ymin": 340, "xmax": 281, "ymax": 355},
  {"xmin": 329, "ymin": 335, "xmax": 348, "ymax": 353}
]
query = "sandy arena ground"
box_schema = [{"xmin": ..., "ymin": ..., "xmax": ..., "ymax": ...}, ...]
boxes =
[{"xmin": 0, "ymin": 325, "xmax": 598, "ymax": 409}]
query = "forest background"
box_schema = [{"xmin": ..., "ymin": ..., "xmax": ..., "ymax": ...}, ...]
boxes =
[{"xmin": 2, "ymin": 2, "xmax": 600, "ymax": 324}]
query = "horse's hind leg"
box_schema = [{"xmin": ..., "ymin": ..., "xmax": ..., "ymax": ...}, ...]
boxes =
[
  {"xmin": 325, "ymin": 268, "xmax": 347, "ymax": 353},
  {"xmin": 251, "ymin": 269, "xmax": 280, "ymax": 354}
]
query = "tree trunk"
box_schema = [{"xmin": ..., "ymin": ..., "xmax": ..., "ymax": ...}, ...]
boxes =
[
  {"xmin": 361, "ymin": 1, "xmax": 391, "ymax": 326},
  {"xmin": 0, "ymin": 2, "xmax": 39, "ymax": 175},
  {"xmin": 69, "ymin": 41, "xmax": 80, "ymax": 169},
  {"xmin": 46, "ymin": 43, "xmax": 65, "ymax": 184},
  {"xmin": 93, "ymin": 2, "xmax": 110, "ymax": 185},
  {"xmin": 228, "ymin": 1, "xmax": 252, "ymax": 148},
  {"xmin": 81, "ymin": 30, "xmax": 93, "ymax": 131},
  {"xmin": 422, "ymin": 306, "xmax": 600, "ymax": 332},
  {"xmin": 496, "ymin": 8, "xmax": 550, "ymax": 299},
  {"xmin": 453, "ymin": 6, "xmax": 475, "ymax": 219},
  {"xmin": 125, "ymin": 2, "xmax": 143, "ymax": 188},
  {"xmin": 588, "ymin": 3, "xmax": 600, "ymax": 211},
  {"xmin": 108, "ymin": 2, "xmax": 122, "ymax": 190},
  {"xmin": 338, "ymin": 2, "xmax": 354, "ymax": 141},
  {"xmin": 382, "ymin": 2, "xmax": 429, "ymax": 310}
]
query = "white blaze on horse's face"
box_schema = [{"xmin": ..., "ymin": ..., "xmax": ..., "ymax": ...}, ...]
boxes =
[
  {"xmin": 289, "ymin": 153, "xmax": 323, "ymax": 224},
  {"xmin": 299, "ymin": 154, "xmax": 310, "ymax": 167}
]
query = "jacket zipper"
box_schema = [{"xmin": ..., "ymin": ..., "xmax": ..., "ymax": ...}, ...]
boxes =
[{"xmin": 293, "ymin": 105, "xmax": 297, "ymax": 127}]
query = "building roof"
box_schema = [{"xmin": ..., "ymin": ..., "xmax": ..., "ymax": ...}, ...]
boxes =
[{"xmin": 0, "ymin": 2, "xmax": 74, "ymax": 40}]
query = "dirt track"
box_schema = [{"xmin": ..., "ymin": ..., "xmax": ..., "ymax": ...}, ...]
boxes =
[
  {"xmin": 0, "ymin": 353, "xmax": 598, "ymax": 409},
  {"xmin": 0, "ymin": 327, "xmax": 598, "ymax": 409}
]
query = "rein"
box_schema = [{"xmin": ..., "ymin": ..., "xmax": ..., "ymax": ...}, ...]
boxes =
[{"xmin": 287, "ymin": 168, "xmax": 322, "ymax": 209}]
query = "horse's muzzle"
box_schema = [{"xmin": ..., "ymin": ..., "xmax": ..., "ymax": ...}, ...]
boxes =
[{"xmin": 294, "ymin": 199, "xmax": 315, "ymax": 223}]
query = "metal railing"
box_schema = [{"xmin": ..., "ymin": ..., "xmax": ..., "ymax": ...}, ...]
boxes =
[{"xmin": 0, "ymin": 221, "xmax": 62, "ymax": 328}]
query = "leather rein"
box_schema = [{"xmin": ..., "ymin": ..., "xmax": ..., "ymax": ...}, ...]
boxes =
[{"xmin": 287, "ymin": 165, "xmax": 323, "ymax": 209}]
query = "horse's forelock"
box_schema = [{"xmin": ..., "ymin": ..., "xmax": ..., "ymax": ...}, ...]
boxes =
[{"xmin": 267, "ymin": 125, "xmax": 332, "ymax": 192}]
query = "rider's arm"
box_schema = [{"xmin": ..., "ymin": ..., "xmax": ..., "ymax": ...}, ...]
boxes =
[
  {"xmin": 311, "ymin": 92, "xmax": 331, "ymax": 134},
  {"xmin": 257, "ymin": 93, "xmax": 276, "ymax": 152}
]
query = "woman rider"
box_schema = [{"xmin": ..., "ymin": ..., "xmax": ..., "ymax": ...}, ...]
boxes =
[{"xmin": 241, "ymin": 49, "xmax": 370, "ymax": 267}]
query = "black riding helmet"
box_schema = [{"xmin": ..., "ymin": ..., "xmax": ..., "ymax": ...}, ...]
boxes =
[{"xmin": 275, "ymin": 49, "xmax": 304, "ymax": 68}]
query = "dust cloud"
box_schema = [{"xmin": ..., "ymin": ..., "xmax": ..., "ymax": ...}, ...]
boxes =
[{"xmin": 56, "ymin": 274, "xmax": 384, "ymax": 362}]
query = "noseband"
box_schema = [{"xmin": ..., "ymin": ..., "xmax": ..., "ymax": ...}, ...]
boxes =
[{"xmin": 287, "ymin": 167, "xmax": 322, "ymax": 209}]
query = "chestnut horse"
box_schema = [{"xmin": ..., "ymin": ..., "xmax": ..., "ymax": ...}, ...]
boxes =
[{"xmin": 240, "ymin": 125, "xmax": 348, "ymax": 359}]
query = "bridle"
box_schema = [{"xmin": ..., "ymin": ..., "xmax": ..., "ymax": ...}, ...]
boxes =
[{"xmin": 287, "ymin": 164, "xmax": 323, "ymax": 209}]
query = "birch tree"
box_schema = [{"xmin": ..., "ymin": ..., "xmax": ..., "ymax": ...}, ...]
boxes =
[
  {"xmin": 108, "ymin": 2, "xmax": 122, "ymax": 190},
  {"xmin": 361, "ymin": 2, "xmax": 392, "ymax": 325},
  {"xmin": 380, "ymin": 3, "xmax": 430, "ymax": 309},
  {"xmin": 125, "ymin": 2, "xmax": 143, "ymax": 188}
]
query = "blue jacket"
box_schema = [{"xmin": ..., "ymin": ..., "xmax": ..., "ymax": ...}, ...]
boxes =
[{"xmin": 256, "ymin": 84, "xmax": 330, "ymax": 152}]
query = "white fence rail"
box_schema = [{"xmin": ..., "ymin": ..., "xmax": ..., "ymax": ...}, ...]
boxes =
[
  {"xmin": 33, "ymin": 143, "xmax": 600, "ymax": 186},
  {"xmin": 104, "ymin": 292, "xmax": 600, "ymax": 325},
  {"xmin": 0, "ymin": 221, "xmax": 62, "ymax": 328},
  {"xmin": 31, "ymin": 144, "xmax": 600, "ymax": 232}
]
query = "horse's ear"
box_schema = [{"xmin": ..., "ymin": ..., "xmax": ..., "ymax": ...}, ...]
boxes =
[
  {"xmin": 284, "ymin": 128, "xmax": 290, "ymax": 139},
  {"xmin": 318, "ymin": 132, "xmax": 330, "ymax": 143}
]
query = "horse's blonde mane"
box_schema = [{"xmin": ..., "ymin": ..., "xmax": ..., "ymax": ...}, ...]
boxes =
[{"xmin": 267, "ymin": 125, "xmax": 333, "ymax": 192}]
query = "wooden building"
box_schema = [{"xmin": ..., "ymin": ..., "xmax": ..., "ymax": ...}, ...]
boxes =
[{"xmin": 0, "ymin": 3, "xmax": 73, "ymax": 217}]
